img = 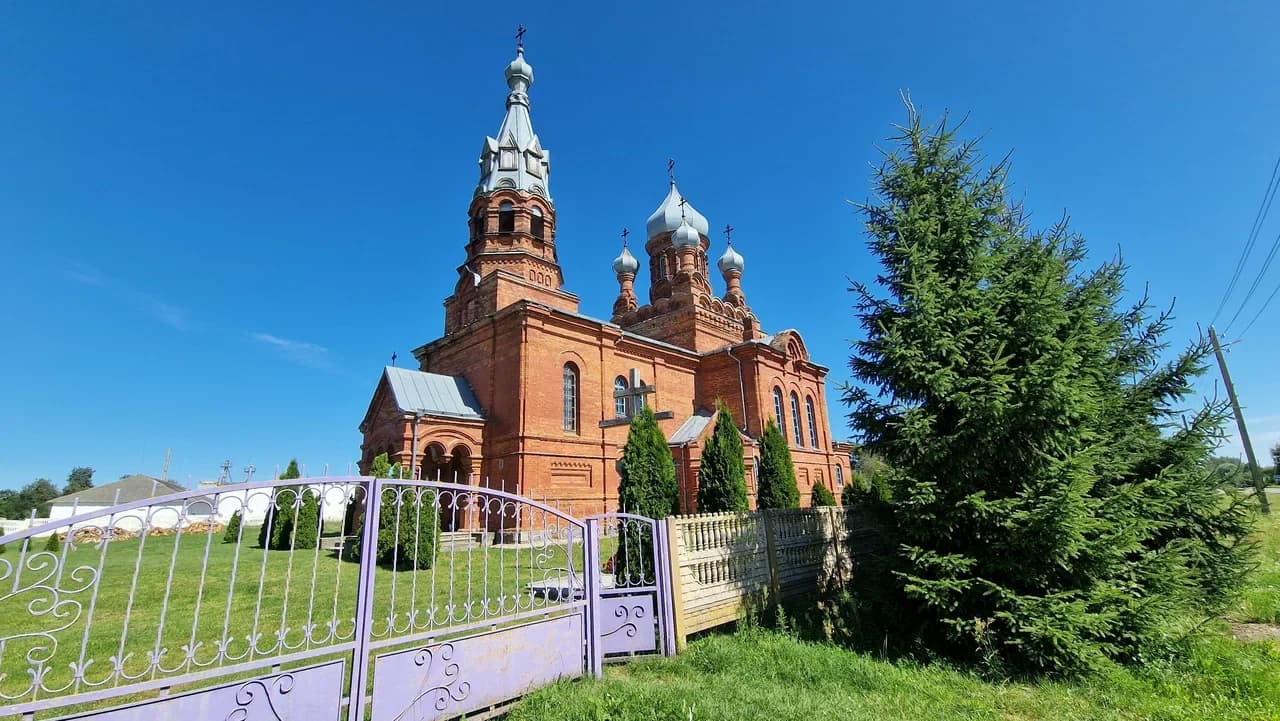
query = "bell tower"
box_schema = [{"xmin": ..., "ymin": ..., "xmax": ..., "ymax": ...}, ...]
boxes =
[{"xmin": 444, "ymin": 32, "xmax": 579, "ymax": 334}]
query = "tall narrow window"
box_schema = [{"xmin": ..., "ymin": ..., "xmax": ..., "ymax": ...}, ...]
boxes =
[
  {"xmin": 562, "ymin": 363, "xmax": 579, "ymax": 432},
  {"xmin": 805, "ymin": 396, "xmax": 818, "ymax": 447},
  {"xmin": 473, "ymin": 210, "xmax": 486, "ymax": 238},
  {"xmin": 614, "ymin": 375, "xmax": 629, "ymax": 418},
  {"xmin": 530, "ymin": 206, "xmax": 545, "ymax": 239},
  {"xmin": 834, "ymin": 465, "xmax": 844, "ymax": 488},
  {"xmin": 773, "ymin": 387, "xmax": 785, "ymax": 440},
  {"xmin": 790, "ymin": 392, "xmax": 803, "ymax": 446},
  {"xmin": 498, "ymin": 201, "xmax": 515, "ymax": 234}
]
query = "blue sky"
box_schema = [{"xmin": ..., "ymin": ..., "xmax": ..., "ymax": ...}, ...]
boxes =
[{"xmin": 2, "ymin": 2, "xmax": 1279, "ymax": 489}]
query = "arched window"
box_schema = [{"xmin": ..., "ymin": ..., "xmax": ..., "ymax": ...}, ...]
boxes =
[
  {"xmin": 562, "ymin": 363, "xmax": 579, "ymax": 432},
  {"xmin": 805, "ymin": 396, "xmax": 818, "ymax": 447},
  {"xmin": 834, "ymin": 465, "xmax": 844, "ymax": 488},
  {"xmin": 614, "ymin": 375, "xmax": 629, "ymax": 418},
  {"xmin": 530, "ymin": 206, "xmax": 545, "ymax": 239},
  {"xmin": 472, "ymin": 210, "xmax": 486, "ymax": 238},
  {"xmin": 790, "ymin": 392, "xmax": 803, "ymax": 446},
  {"xmin": 498, "ymin": 201, "xmax": 515, "ymax": 234},
  {"xmin": 773, "ymin": 387, "xmax": 785, "ymax": 440}
]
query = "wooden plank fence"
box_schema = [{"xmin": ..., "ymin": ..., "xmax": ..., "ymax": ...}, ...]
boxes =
[{"xmin": 665, "ymin": 506, "xmax": 870, "ymax": 648}]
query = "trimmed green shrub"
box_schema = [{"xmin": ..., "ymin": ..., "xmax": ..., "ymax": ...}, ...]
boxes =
[
  {"xmin": 259, "ymin": 459, "xmax": 302, "ymax": 550},
  {"xmin": 811, "ymin": 482, "xmax": 836, "ymax": 507},
  {"xmin": 43, "ymin": 533, "xmax": 61, "ymax": 553},
  {"xmin": 697, "ymin": 403, "xmax": 749, "ymax": 513},
  {"xmin": 350, "ymin": 453, "xmax": 439, "ymax": 570},
  {"xmin": 223, "ymin": 510, "xmax": 242, "ymax": 543},
  {"xmin": 757, "ymin": 419, "xmax": 800, "ymax": 509}
]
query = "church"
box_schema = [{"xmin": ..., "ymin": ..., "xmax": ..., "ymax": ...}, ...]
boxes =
[{"xmin": 358, "ymin": 40, "xmax": 850, "ymax": 517}]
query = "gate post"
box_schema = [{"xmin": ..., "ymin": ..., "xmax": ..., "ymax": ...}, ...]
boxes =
[
  {"xmin": 347, "ymin": 477, "xmax": 383, "ymax": 721},
  {"xmin": 656, "ymin": 519, "xmax": 678, "ymax": 656},
  {"xmin": 583, "ymin": 517, "xmax": 604, "ymax": 678}
]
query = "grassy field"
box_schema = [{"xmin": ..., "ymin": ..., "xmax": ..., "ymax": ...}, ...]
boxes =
[
  {"xmin": 1235, "ymin": 511, "xmax": 1280, "ymax": 625},
  {"xmin": 507, "ymin": 512, "xmax": 1280, "ymax": 721},
  {"xmin": 0, "ymin": 520, "xmax": 591, "ymax": 704}
]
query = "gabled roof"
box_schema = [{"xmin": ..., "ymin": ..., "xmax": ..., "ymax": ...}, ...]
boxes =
[
  {"xmin": 382, "ymin": 366, "xmax": 486, "ymax": 421},
  {"xmin": 668, "ymin": 408, "xmax": 756, "ymax": 446},
  {"xmin": 50, "ymin": 474, "xmax": 188, "ymax": 506}
]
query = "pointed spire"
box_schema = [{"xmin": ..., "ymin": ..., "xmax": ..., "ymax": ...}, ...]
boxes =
[
  {"xmin": 646, "ymin": 177, "xmax": 709, "ymax": 238},
  {"xmin": 477, "ymin": 29, "xmax": 550, "ymax": 199}
]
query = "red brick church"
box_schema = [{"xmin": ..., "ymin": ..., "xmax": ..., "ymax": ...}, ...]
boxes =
[{"xmin": 358, "ymin": 41, "xmax": 849, "ymax": 515}]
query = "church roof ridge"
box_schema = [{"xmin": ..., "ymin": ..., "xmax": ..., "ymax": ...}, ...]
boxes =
[{"xmin": 382, "ymin": 366, "xmax": 486, "ymax": 420}]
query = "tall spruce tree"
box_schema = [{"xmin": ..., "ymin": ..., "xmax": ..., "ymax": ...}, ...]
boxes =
[
  {"xmin": 844, "ymin": 107, "xmax": 1254, "ymax": 675},
  {"xmin": 756, "ymin": 419, "xmax": 800, "ymax": 509},
  {"xmin": 697, "ymin": 404, "xmax": 749, "ymax": 513},
  {"xmin": 615, "ymin": 406, "xmax": 678, "ymax": 584}
]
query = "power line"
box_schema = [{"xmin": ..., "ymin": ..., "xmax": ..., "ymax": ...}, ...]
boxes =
[
  {"xmin": 1224, "ymin": 226, "xmax": 1280, "ymax": 333},
  {"xmin": 1212, "ymin": 154, "xmax": 1280, "ymax": 326},
  {"xmin": 1236, "ymin": 277, "xmax": 1280, "ymax": 340}
]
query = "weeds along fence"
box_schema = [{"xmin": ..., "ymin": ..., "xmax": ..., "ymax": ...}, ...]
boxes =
[{"xmin": 665, "ymin": 507, "xmax": 878, "ymax": 646}]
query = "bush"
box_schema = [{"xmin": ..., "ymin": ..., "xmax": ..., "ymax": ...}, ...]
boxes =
[
  {"xmin": 811, "ymin": 482, "xmax": 836, "ymax": 507},
  {"xmin": 697, "ymin": 403, "xmax": 749, "ymax": 513},
  {"xmin": 842, "ymin": 106, "xmax": 1254, "ymax": 675},
  {"xmin": 616, "ymin": 407, "xmax": 679, "ymax": 583},
  {"xmin": 350, "ymin": 453, "xmax": 439, "ymax": 570},
  {"xmin": 43, "ymin": 533, "xmax": 61, "ymax": 553},
  {"xmin": 293, "ymin": 491, "xmax": 321, "ymax": 550},
  {"xmin": 258, "ymin": 459, "xmax": 304, "ymax": 550},
  {"xmin": 223, "ymin": 510, "xmax": 242, "ymax": 543},
  {"xmin": 757, "ymin": 419, "xmax": 800, "ymax": 509}
]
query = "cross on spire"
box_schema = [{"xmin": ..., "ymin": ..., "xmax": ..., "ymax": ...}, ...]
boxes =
[
  {"xmin": 515, "ymin": 24, "xmax": 526, "ymax": 51},
  {"xmin": 724, "ymin": 224, "xmax": 734, "ymax": 245},
  {"xmin": 621, "ymin": 227, "xmax": 630, "ymax": 247},
  {"xmin": 667, "ymin": 158, "xmax": 676, "ymax": 186},
  {"xmin": 678, "ymin": 196, "xmax": 688, "ymax": 220},
  {"xmin": 391, "ymin": 351, "xmax": 398, "ymax": 367}
]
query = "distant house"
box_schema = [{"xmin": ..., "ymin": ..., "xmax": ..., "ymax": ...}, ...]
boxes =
[{"xmin": 48, "ymin": 474, "xmax": 215, "ymax": 531}]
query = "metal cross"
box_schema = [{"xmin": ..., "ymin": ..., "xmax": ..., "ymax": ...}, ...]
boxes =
[
  {"xmin": 615, "ymin": 369, "xmax": 655, "ymax": 413},
  {"xmin": 515, "ymin": 24, "xmax": 526, "ymax": 50},
  {"xmin": 678, "ymin": 196, "xmax": 687, "ymax": 220},
  {"xmin": 391, "ymin": 351, "xmax": 397, "ymax": 367},
  {"xmin": 724, "ymin": 224, "xmax": 734, "ymax": 244},
  {"xmin": 621, "ymin": 227, "xmax": 630, "ymax": 247},
  {"xmin": 243, "ymin": 464, "xmax": 256, "ymax": 482},
  {"xmin": 667, "ymin": 158, "xmax": 675, "ymax": 184}
]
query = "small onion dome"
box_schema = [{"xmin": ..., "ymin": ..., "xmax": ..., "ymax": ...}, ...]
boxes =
[
  {"xmin": 646, "ymin": 183, "xmax": 710, "ymax": 238},
  {"xmin": 718, "ymin": 244, "xmax": 745, "ymax": 274},
  {"xmin": 612, "ymin": 245, "xmax": 639, "ymax": 275},
  {"xmin": 672, "ymin": 219, "xmax": 701, "ymax": 249},
  {"xmin": 505, "ymin": 49, "xmax": 534, "ymax": 89}
]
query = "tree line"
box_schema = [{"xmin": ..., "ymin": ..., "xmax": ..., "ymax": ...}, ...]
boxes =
[{"xmin": 0, "ymin": 467, "xmax": 94, "ymax": 520}]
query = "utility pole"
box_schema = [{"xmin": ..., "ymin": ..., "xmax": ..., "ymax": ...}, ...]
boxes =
[
  {"xmin": 1209, "ymin": 325, "xmax": 1270, "ymax": 514},
  {"xmin": 161, "ymin": 448, "xmax": 172, "ymax": 482}
]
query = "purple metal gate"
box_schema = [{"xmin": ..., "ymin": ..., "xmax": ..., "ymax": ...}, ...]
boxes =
[{"xmin": 0, "ymin": 476, "xmax": 674, "ymax": 721}]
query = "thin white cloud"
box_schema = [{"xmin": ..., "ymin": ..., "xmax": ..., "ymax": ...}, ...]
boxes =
[
  {"xmin": 252, "ymin": 333, "xmax": 334, "ymax": 369},
  {"xmin": 66, "ymin": 263, "xmax": 190, "ymax": 330}
]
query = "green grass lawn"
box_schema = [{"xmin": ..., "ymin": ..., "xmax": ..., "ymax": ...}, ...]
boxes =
[
  {"xmin": 0, "ymin": 521, "xmax": 593, "ymax": 704},
  {"xmin": 1235, "ymin": 511, "xmax": 1280, "ymax": 625},
  {"xmin": 508, "ymin": 627, "xmax": 1280, "ymax": 721},
  {"xmin": 507, "ymin": 511, "xmax": 1280, "ymax": 721}
]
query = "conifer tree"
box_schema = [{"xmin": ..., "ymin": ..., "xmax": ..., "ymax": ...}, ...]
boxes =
[
  {"xmin": 223, "ymin": 510, "xmax": 242, "ymax": 543},
  {"xmin": 615, "ymin": 406, "xmax": 679, "ymax": 584},
  {"xmin": 844, "ymin": 106, "xmax": 1254, "ymax": 675},
  {"xmin": 811, "ymin": 481, "xmax": 836, "ymax": 507},
  {"xmin": 43, "ymin": 532, "xmax": 61, "ymax": 554},
  {"xmin": 756, "ymin": 419, "xmax": 800, "ymax": 509},
  {"xmin": 617, "ymin": 406, "xmax": 679, "ymax": 518},
  {"xmin": 697, "ymin": 403, "xmax": 749, "ymax": 513},
  {"xmin": 351, "ymin": 453, "xmax": 439, "ymax": 569},
  {"xmin": 259, "ymin": 458, "xmax": 302, "ymax": 550},
  {"xmin": 63, "ymin": 467, "xmax": 94, "ymax": 495}
]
